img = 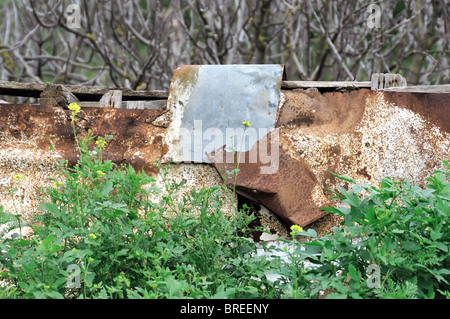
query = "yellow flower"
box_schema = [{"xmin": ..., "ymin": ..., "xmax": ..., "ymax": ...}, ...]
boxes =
[
  {"xmin": 89, "ymin": 233, "xmax": 97, "ymax": 240},
  {"xmin": 96, "ymin": 138, "xmax": 107, "ymax": 148},
  {"xmin": 242, "ymin": 121, "xmax": 251, "ymax": 127},
  {"xmin": 72, "ymin": 248, "xmax": 78, "ymax": 253},
  {"xmin": 97, "ymin": 170, "xmax": 105, "ymax": 176},
  {"xmin": 290, "ymin": 225, "xmax": 303, "ymax": 232},
  {"xmin": 68, "ymin": 102, "xmax": 81, "ymax": 114},
  {"xmin": 13, "ymin": 174, "xmax": 24, "ymax": 181},
  {"xmin": 52, "ymin": 181, "xmax": 63, "ymax": 188}
]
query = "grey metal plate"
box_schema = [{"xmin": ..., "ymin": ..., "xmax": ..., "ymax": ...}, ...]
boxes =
[{"xmin": 166, "ymin": 64, "xmax": 284, "ymax": 163}]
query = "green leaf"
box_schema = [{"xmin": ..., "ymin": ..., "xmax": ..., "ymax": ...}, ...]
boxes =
[
  {"xmin": 46, "ymin": 290, "xmax": 64, "ymax": 299},
  {"xmin": 302, "ymin": 228, "xmax": 318, "ymax": 238},
  {"xmin": 38, "ymin": 202, "xmax": 60, "ymax": 214},
  {"xmin": 33, "ymin": 291, "xmax": 46, "ymax": 299},
  {"xmin": 211, "ymin": 285, "xmax": 235, "ymax": 298},
  {"xmin": 432, "ymin": 242, "xmax": 448, "ymax": 252},
  {"xmin": 401, "ymin": 240, "xmax": 420, "ymax": 252},
  {"xmin": 101, "ymin": 181, "xmax": 114, "ymax": 197},
  {"xmin": 322, "ymin": 206, "xmax": 346, "ymax": 216},
  {"xmin": 348, "ymin": 264, "xmax": 361, "ymax": 282},
  {"xmin": 365, "ymin": 206, "xmax": 376, "ymax": 223},
  {"xmin": 430, "ymin": 224, "xmax": 443, "ymax": 241},
  {"xmin": 326, "ymin": 292, "xmax": 347, "ymax": 299},
  {"xmin": 42, "ymin": 234, "xmax": 55, "ymax": 248},
  {"xmin": 327, "ymin": 171, "xmax": 356, "ymax": 184}
]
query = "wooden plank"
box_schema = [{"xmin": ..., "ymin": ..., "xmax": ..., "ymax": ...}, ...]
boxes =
[
  {"xmin": 281, "ymin": 80, "xmax": 371, "ymax": 89},
  {"xmin": 0, "ymin": 80, "xmax": 168, "ymax": 100},
  {"xmin": 382, "ymin": 84, "xmax": 450, "ymax": 93},
  {"xmin": 99, "ymin": 90, "xmax": 122, "ymax": 108},
  {"xmin": 371, "ymin": 73, "xmax": 407, "ymax": 91},
  {"xmin": 78, "ymin": 100, "xmax": 167, "ymax": 110},
  {"xmin": 125, "ymin": 100, "xmax": 167, "ymax": 109}
]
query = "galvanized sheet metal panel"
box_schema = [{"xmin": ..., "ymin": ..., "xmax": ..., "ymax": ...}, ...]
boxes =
[{"xmin": 165, "ymin": 64, "xmax": 284, "ymax": 163}]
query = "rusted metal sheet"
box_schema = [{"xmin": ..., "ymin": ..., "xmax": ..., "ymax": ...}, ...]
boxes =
[
  {"xmin": 208, "ymin": 129, "xmax": 330, "ymax": 227},
  {"xmin": 277, "ymin": 89, "xmax": 449, "ymax": 203},
  {"xmin": 0, "ymin": 103, "xmax": 236, "ymax": 225},
  {"xmin": 1, "ymin": 76, "xmax": 448, "ymax": 235},
  {"xmin": 164, "ymin": 64, "xmax": 285, "ymax": 163},
  {"xmin": 0, "ymin": 104, "xmax": 168, "ymax": 174},
  {"xmin": 208, "ymin": 87, "xmax": 449, "ymax": 230},
  {"xmin": 382, "ymin": 90, "xmax": 450, "ymax": 132}
]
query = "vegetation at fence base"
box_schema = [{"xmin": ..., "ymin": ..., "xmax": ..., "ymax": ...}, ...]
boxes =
[
  {"xmin": 282, "ymin": 162, "xmax": 450, "ymax": 299},
  {"xmin": 0, "ymin": 130, "xmax": 271, "ymax": 299},
  {"xmin": 0, "ymin": 126, "xmax": 448, "ymax": 298}
]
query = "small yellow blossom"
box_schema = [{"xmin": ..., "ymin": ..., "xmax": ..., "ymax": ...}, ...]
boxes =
[
  {"xmin": 52, "ymin": 181, "xmax": 63, "ymax": 188},
  {"xmin": 68, "ymin": 103, "xmax": 81, "ymax": 122},
  {"xmin": 290, "ymin": 225, "xmax": 303, "ymax": 232},
  {"xmin": 68, "ymin": 102, "xmax": 81, "ymax": 114},
  {"xmin": 96, "ymin": 138, "xmax": 107, "ymax": 148},
  {"xmin": 97, "ymin": 170, "xmax": 105, "ymax": 176},
  {"xmin": 13, "ymin": 174, "xmax": 24, "ymax": 181},
  {"xmin": 89, "ymin": 233, "xmax": 97, "ymax": 240},
  {"xmin": 242, "ymin": 121, "xmax": 251, "ymax": 127},
  {"xmin": 72, "ymin": 248, "xmax": 78, "ymax": 253}
]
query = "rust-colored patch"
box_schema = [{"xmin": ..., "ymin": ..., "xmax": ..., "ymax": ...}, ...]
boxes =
[
  {"xmin": 0, "ymin": 103, "xmax": 168, "ymax": 223},
  {"xmin": 0, "ymin": 104, "xmax": 168, "ymax": 174},
  {"xmin": 277, "ymin": 89, "xmax": 368, "ymax": 135},
  {"xmin": 382, "ymin": 91, "xmax": 449, "ymax": 133}
]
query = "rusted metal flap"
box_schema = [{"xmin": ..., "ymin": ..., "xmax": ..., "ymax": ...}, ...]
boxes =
[
  {"xmin": 166, "ymin": 64, "xmax": 285, "ymax": 163},
  {"xmin": 207, "ymin": 129, "xmax": 330, "ymax": 227}
]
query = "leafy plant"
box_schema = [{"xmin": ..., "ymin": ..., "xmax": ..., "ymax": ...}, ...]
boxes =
[
  {"xmin": 280, "ymin": 161, "xmax": 450, "ymax": 299},
  {"xmin": 1, "ymin": 103, "xmax": 448, "ymax": 299},
  {"xmin": 0, "ymin": 106, "xmax": 275, "ymax": 299}
]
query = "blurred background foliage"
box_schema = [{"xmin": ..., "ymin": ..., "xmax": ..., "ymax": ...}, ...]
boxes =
[{"xmin": 0, "ymin": 0, "xmax": 448, "ymax": 98}]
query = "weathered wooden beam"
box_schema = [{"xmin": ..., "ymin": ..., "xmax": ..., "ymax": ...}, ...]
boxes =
[
  {"xmin": 371, "ymin": 73, "xmax": 407, "ymax": 91},
  {"xmin": 0, "ymin": 80, "xmax": 168, "ymax": 100},
  {"xmin": 281, "ymin": 80, "xmax": 371, "ymax": 89},
  {"xmin": 382, "ymin": 84, "xmax": 450, "ymax": 93},
  {"xmin": 78, "ymin": 100, "xmax": 167, "ymax": 110},
  {"xmin": 39, "ymin": 83, "xmax": 79, "ymax": 108},
  {"xmin": 99, "ymin": 90, "xmax": 122, "ymax": 108}
]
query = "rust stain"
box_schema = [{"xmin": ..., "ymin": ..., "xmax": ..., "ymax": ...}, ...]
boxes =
[
  {"xmin": 0, "ymin": 103, "xmax": 170, "ymax": 224},
  {"xmin": 0, "ymin": 104, "xmax": 168, "ymax": 174},
  {"xmin": 1, "ymin": 84, "xmax": 448, "ymax": 238},
  {"xmin": 382, "ymin": 91, "xmax": 449, "ymax": 133},
  {"xmin": 279, "ymin": 89, "xmax": 449, "ymax": 201},
  {"xmin": 277, "ymin": 89, "xmax": 368, "ymax": 135}
]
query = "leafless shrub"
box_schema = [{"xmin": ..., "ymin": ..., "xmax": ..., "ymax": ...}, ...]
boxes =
[{"xmin": 0, "ymin": 0, "xmax": 448, "ymax": 98}]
